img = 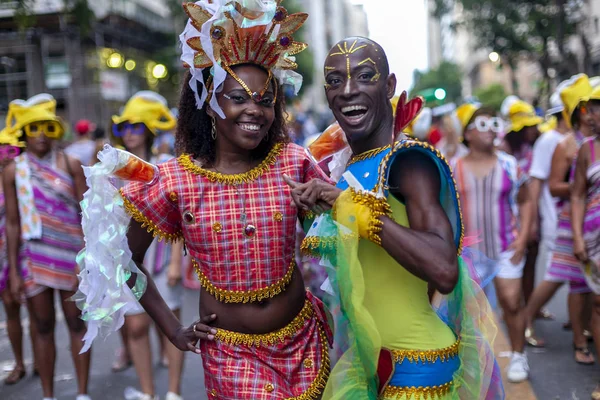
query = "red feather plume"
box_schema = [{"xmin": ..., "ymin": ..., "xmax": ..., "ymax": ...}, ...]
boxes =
[{"xmin": 393, "ymin": 91, "xmax": 424, "ymax": 136}]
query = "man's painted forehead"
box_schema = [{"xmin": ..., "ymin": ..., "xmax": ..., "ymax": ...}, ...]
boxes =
[{"xmin": 325, "ymin": 38, "xmax": 385, "ymax": 71}]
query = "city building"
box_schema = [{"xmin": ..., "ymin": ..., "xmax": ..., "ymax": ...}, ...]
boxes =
[
  {"xmin": 300, "ymin": 0, "xmax": 369, "ymax": 110},
  {"xmin": 0, "ymin": 0, "xmax": 176, "ymax": 134}
]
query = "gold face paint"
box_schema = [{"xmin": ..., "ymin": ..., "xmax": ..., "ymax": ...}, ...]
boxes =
[
  {"xmin": 358, "ymin": 58, "xmax": 381, "ymax": 82},
  {"xmin": 328, "ymin": 39, "xmax": 369, "ymax": 79}
]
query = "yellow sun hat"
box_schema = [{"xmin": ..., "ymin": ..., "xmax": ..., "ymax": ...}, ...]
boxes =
[
  {"xmin": 558, "ymin": 73, "xmax": 593, "ymax": 128},
  {"xmin": 112, "ymin": 91, "xmax": 176, "ymax": 135},
  {"xmin": 1, "ymin": 93, "xmax": 64, "ymax": 140},
  {"xmin": 590, "ymin": 76, "xmax": 600, "ymax": 101},
  {"xmin": 538, "ymin": 116, "xmax": 557, "ymax": 134},
  {"xmin": 404, "ymin": 107, "xmax": 432, "ymax": 140},
  {"xmin": 454, "ymin": 103, "xmax": 481, "ymax": 133},
  {"xmin": 501, "ymin": 95, "xmax": 543, "ymax": 133},
  {"xmin": 0, "ymin": 128, "xmax": 25, "ymax": 147}
]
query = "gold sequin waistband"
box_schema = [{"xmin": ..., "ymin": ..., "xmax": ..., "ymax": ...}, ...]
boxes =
[
  {"xmin": 390, "ymin": 339, "xmax": 460, "ymax": 364},
  {"xmin": 382, "ymin": 381, "xmax": 453, "ymax": 399},
  {"xmin": 214, "ymin": 297, "xmax": 314, "ymax": 347},
  {"xmin": 192, "ymin": 259, "xmax": 295, "ymax": 303}
]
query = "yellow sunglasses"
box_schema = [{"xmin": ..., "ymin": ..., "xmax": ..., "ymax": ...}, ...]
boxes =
[{"xmin": 23, "ymin": 121, "xmax": 63, "ymax": 139}]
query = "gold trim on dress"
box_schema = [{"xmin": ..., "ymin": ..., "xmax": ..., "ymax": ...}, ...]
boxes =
[
  {"xmin": 300, "ymin": 235, "xmax": 337, "ymax": 257},
  {"xmin": 346, "ymin": 144, "xmax": 392, "ymax": 167},
  {"xmin": 177, "ymin": 142, "xmax": 285, "ymax": 185},
  {"xmin": 286, "ymin": 324, "xmax": 331, "ymax": 400},
  {"xmin": 390, "ymin": 339, "xmax": 460, "ymax": 364},
  {"xmin": 215, "ymin": 297, "xmax": 313, "ymax": 346},
  {"xmin": 375, "ymin": 140, "xmax": 465, "ymax": 254},
  {"xmin": 120, "ymin": 189, "xmax": 183, "ymax": 242},
  {"xmin": 382, "ymin": 381, "xmax": 452, "ymax": 399},
  {"xmin": 192, "ymin": 258, "xmax": 295, "ymax": 303}
]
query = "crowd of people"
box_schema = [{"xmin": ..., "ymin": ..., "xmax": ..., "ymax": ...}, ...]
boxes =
[{"xmin": 1, "ymin": 1, "xmax": 600, "ymax": 400}]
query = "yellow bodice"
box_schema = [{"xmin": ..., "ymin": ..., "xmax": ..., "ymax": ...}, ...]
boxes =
[{"xmin": 359, "ymin": 195, "xmax": 456, "ymax": 351}]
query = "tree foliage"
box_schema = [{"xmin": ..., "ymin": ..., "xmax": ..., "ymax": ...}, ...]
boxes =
[
  {"xmin": 473, "ymin": 83, "xmax": 508, "ymax": 111},
  {"xmin": 432, "ymin": 0, "xmax": 592, "ymax": 99},
  {"xmin": 410, "ymin": 61, "xmax": 463, "ymax": 105}
]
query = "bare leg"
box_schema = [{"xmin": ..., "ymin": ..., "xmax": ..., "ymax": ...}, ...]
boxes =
[
  {"xmin": 25, "ymin": 300, "xmax": 39, "ymax": 374},
  {"xmin": 126, "ymin": 312, "xmax": 155, "ymax": 396},
  {"xmin": 524, "ymin": 280, "xmax": 563, "ymax": 346},
  {"xmin": 522, "ymin": 241, "xmax": 538, "ymax": 305},
  {"xmin": 59, "ymin": 290, "xmax": 91, "ymax": 395},
  {"xmin": 27, "ymin": 289, "xmax": 56, "ymax": 398},
  {"xmin": 590, "ymin": 296, "xmax": 600, "ymax": 398},
  {"xmin": 570, "ymin": 292, "xmax": 595, "ymax": 363},
  {"xmin": 112, "ymin": 327, "xmax": 132, "ymax": 372},
  {"xmin": 154, "ymin": 323, "xmax": 168, "ymax": 368},
  {"xmin": 1, "ymin": 289, "xmax": 25, "ymax": 383},
  {"xmin": 495, "ymin": 277, "xmax": 526, "ymax": 353},
  {"xmin": 157, "ymin": 308, "xmax": 184, "ymax": 395}
]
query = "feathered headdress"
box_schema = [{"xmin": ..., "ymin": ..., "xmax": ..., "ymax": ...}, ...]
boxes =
[{"xmin": 180, "ymin": 0, "xmax": 308, "ymax": 118}]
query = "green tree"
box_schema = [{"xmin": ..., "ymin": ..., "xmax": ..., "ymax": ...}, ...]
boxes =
[
  {"xmin": 410, "ymin": 61, "xmax": 463, "ymax": 105},
  {"xmin": 473, "ymin": 83, "xmax": 508, "ymax": 111},
  {"xmin": 432, "ymin": 0, "xmax": 591, "ymax": 100}
]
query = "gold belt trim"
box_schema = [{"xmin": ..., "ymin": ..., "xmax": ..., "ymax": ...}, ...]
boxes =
[
  {"xmin": 381, "ymin": 381, "xmax": 452, "ymax": 399},
  {"xmin": 192, "ymin": 259, "xmax": 295, "ymax": 303},
  {"xmin": 214, "ymin": 298, "xmax": 313, "ymax": 346},
  {"xmin": 286, "ymin": 324, "xmax": 330, "ymax": 400},
  {"xmin": 390, "ymin": 339, "xmax": 460, "ymax": 364}
]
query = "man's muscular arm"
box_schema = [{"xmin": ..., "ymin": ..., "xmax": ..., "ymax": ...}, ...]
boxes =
[{"xmin": 379, "ymin": 152, "xmax": 459, "ymax": 294}]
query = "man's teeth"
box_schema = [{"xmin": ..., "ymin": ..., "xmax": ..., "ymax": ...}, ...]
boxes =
[
  {"xmin": 341, "ymin": 105, "xmax": 368, "ymax": 114},
  {"xmin": 238, "ymin": 123, "xmax": 261, "ymax": 131}
]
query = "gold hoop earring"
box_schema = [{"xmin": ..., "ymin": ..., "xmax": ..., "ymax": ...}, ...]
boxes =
[{"xmin": 211, "ymin": 118, "xmax": 217, "ymax": 140}]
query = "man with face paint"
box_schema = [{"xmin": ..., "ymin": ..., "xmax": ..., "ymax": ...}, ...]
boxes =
[{"xmin": 286, "ymin": 37, "xmax": 503, "ymax": 399}]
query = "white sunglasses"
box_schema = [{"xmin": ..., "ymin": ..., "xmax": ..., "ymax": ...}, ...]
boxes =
[{"xmin": 467, "ymin": 116, "xmax": 504, "ymax": 133}]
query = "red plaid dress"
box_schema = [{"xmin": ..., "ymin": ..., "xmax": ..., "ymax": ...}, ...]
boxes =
[{"xmin": 121, "ymin": 143, "xmax": 332, "ymax": 398}]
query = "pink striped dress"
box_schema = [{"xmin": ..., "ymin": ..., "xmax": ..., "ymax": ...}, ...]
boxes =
[
  {"xmin": 17, "ymin": 153, "xmax": 84, "ymax": 297},
  {"xmin": 453, "ymin": 153, "xmax": 519, "ymax": 260},
  {"xmin": 583, "ymin": 139, "xmax": 600, "ymax": 293},
  {"xmin": 546, "ymin": 133, "xmax": 590, "ymax": 293}
]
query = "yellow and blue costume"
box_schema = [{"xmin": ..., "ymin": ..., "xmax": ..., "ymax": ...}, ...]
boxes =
[{"xmin": 303, "ymin": 139, "xmax": 504, "ymax": 399}]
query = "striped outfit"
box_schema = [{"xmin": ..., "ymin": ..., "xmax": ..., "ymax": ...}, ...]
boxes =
[
  {"xmin": 120, "ymin": 143, "xmax": 332, "ymax": 399},
  {"xmin": 454, "ymin": 153, "xmax": 519, "ymax": 259},
  {"xmin": 583, "ymin": 139, "xmax": 600, "ymax": 292},
  {"xmin": 546, "ymin": 132, "xmax": 590, "ymax": 293},
  {"xmin": 0, "ymin": 192, "xmax": 32, "ymax": 293},
  {"xmin": 15, "ymin": 153, "xmax": 83, "ymax": 298}
]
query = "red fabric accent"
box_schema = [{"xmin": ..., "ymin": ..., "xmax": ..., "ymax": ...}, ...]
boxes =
[
  {"xmin": 75, "ymin": 119, "xmax": 92, "ymax": 135},
  {"xmin": 428, "ymin": 127, "xmax": 442, "ymax": 145},
  {"xmin": 377, "ymin": 348, "xmax": 395, "ymax": 396},
  {"xmin": 394, "ymin": 91, "xmax": 424, "ymax": 136},
  {"xmin": 121, "ymin": 143, "xmax": 330, "ymax": 294}
]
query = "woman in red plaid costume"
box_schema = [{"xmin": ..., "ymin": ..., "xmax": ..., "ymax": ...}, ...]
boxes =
[{"xmin": 75, "ymin": 1, "xmax": 332, "ymax": 399}]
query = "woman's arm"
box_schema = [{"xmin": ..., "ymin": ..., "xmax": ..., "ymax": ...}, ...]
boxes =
[
  {"xmin": 2, "ymin": 162, "xmax": 23, "ymax": 300},
  {"xmin": 126, "ymin": 220, "xmax": 215, "ymax": 352},
  {"xmin": 549, "ymin": 141, "xmax": 572, "ymax": 199},
  {"xmin": 571, "ymin": 144, "xmax": 591, "ymax": 262}
]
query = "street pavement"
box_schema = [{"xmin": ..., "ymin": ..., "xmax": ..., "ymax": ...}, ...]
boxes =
[{"xmin": 0, "ymin": 284, "xmax": 597, "ymax": 399}]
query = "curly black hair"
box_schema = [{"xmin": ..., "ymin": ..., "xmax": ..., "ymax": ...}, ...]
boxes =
[{"xmin": 175, "ymin": 68, "xmax": 289, "ymax": 164}]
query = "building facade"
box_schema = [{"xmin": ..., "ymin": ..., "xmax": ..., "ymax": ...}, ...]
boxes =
[{"xmin": 0, "ymin": 0, "xmax": 175, "ymax": 134}]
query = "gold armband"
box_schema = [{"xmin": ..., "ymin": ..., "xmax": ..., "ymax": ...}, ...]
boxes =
[{"xmin": 332, "ymin": 188, "xmax": 392, "ymax": 245}]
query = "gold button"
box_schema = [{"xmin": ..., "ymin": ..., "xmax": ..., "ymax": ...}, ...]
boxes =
[
  {"xmin": 264, "ymin": 383, "xmax": 274, "ymax": 392},
  {"xmin": 169, "ymin": 191, "xmax": 178, "ymax": 202},
  {"xmin": 209, "ymin": 388, "xmax": 217, "ymax": 397},
  {"xmin": 212, "ymin": 222, "xmax": 222, "ymax": 233},
  {"xmin": 273, "ymin": 212, "xmax": 283, "ymax": 222},
  {"xmin": 303, "ymin": 358, "xmax": 313, "ymax": 368}
]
